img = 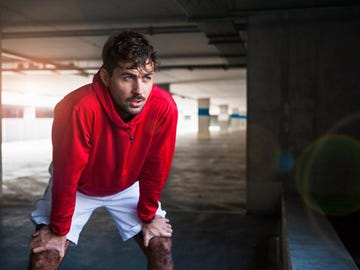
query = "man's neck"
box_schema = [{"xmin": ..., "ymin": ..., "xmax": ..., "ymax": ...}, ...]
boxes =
[{"xmin": 115, "ymin": 105, "xmax": 133, "ymax": 123}]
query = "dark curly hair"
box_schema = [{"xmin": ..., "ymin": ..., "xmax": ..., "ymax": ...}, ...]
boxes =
[{"xmin": 102, "ymin": 31, "xmax": 158, "ymax": 76}]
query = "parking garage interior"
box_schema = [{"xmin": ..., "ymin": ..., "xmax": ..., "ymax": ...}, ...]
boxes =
[{"xmin": 1, "ymin": 1, "xmax": 360, "ymax": 269}]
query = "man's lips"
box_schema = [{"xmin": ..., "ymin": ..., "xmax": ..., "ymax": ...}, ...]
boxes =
[{"xmin": 128, "ymin": 96, "xmax": 145, "ymax": 107}]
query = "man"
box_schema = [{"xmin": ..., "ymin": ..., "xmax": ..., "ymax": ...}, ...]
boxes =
[{"xmin": 28, "ymin": 31, "xmax": 178, "ymax": 270}]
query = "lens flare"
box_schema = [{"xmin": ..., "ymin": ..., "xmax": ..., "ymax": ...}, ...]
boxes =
[{"xmin": 296, "ymin": 135, "xmax": 360, "ymax": 216}]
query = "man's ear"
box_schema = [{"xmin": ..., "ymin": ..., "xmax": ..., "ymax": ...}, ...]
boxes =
[{"xmin": 99, "ymin": 68, "xmax": 110, "ymax": 87}]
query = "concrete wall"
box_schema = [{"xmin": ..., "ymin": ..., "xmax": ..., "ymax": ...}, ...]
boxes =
[{"xmin": 247, "ymin": 7, "xmax": 360, "ymax": 214}]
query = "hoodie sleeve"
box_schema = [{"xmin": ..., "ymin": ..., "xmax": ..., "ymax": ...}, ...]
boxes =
[
  {"xmin": 50, "ymin": 100, "xmax": 92, "ymax": 236},
  {"xmin": 137, "ymin": 100, "xmax": 178, "ymax": 222}
]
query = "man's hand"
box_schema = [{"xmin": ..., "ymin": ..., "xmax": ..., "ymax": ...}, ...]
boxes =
[
  {"xmin": 142, "ymin": 216, "xmax": 173, "ymax": 247},
  {"xmin": 29, "ymin": 225, "xmax": 68, "ymax": 258}
]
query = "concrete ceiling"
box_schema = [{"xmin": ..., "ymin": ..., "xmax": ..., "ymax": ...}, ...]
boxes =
[{"xmin": 1, "ymin": 0, "xmax": 358, "ymax": 111}]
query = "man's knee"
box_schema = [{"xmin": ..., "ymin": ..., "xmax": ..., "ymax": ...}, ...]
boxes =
[
  {"xmin": 28, "ymin": 250, "xmax": 63, "ymax": 270},
  {"xmin": 149, "ymin": 236, "xmax": 172, "ymax": 254},
  {"xmin": 148, "ymin": 237, "xmax": 173, "ymax": 265}
]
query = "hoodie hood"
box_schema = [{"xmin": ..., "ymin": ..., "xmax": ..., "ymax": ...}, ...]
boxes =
[{"xmin": 92, "ymin": 70, "xmax": 153, "ymax": 129}]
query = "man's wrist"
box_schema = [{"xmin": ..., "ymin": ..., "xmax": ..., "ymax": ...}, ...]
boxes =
[
  {"xmin": 141, "ymin": 216, "xmax": 155, "ymax": 224},
  {"xmin": 35, "ymin": 223, "xmax": 47, "ymax": 231}
]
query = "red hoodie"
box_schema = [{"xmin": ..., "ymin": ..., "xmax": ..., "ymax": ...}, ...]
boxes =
[{"xmin": 50, "ymin": 71, "xmax": 178, "ymax": 236}]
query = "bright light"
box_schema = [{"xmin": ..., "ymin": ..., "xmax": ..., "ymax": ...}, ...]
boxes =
[{"xmin": 2, "ymin": 91, "xmax": 60, "ymax": 108}]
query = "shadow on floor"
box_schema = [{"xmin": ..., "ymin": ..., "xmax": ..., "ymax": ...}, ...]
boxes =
[{"xmin": 0, "ymin": 203, "xmax": 277, "ymax": 270}]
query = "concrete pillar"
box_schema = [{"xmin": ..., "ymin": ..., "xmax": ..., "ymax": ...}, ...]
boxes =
[
  {"xmin": 218, "ymin": 104, "xmax": 229, "ymax": 133},
  {"xmin": 239, "ymin": 111, "xmax": 247, "ymax": 130},
  {"xmin": 23, "ymin": 106, "xmax": 37, "ymax": 140},
  {"xmin": 198, "ymin": 98, "xmax": 210, "ymax": 139},
  {"xmin": 230, "ymin": 108, "xmax": 247, "ymax": 130},
  {"xmin": 230, "ymin": 108, "xmax": 241, "ymax": 130},
  {"xmin": 23, "ymin": 106, "xmax": 36, "ymax": 119},
  {"xmin": 234, "ymin": 111, "xmax": 247, "ymax": 130}
]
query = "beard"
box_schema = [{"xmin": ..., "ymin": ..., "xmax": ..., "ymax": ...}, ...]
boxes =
[{"xmin": 117, "ymin": 95, "xmax": 147, "ymax": 121}]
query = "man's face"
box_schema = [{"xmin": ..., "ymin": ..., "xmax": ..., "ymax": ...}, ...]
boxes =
[{"xmin": 101, "ymin": 61, "xmax": 155, "ymax": 121}]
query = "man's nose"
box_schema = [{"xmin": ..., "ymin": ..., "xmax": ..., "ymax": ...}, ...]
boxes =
[{"xmin": 132, "ymin": 79, "xmax": 143, "ymax": 94}]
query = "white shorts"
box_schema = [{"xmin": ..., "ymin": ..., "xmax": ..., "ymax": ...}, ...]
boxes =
[{"xmin": 30, "ymin": 179, "xmax": 166, "ymax": 245}]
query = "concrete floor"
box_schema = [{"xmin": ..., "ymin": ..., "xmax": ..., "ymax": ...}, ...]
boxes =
[{"xmin": 0, "ymin": 130, "xmax": 278, "ymax": 269}]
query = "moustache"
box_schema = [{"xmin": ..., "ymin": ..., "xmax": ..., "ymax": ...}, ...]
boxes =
[{"xmin": 127, "ymin": 96, "xmax": 146, "ymax": 102}]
